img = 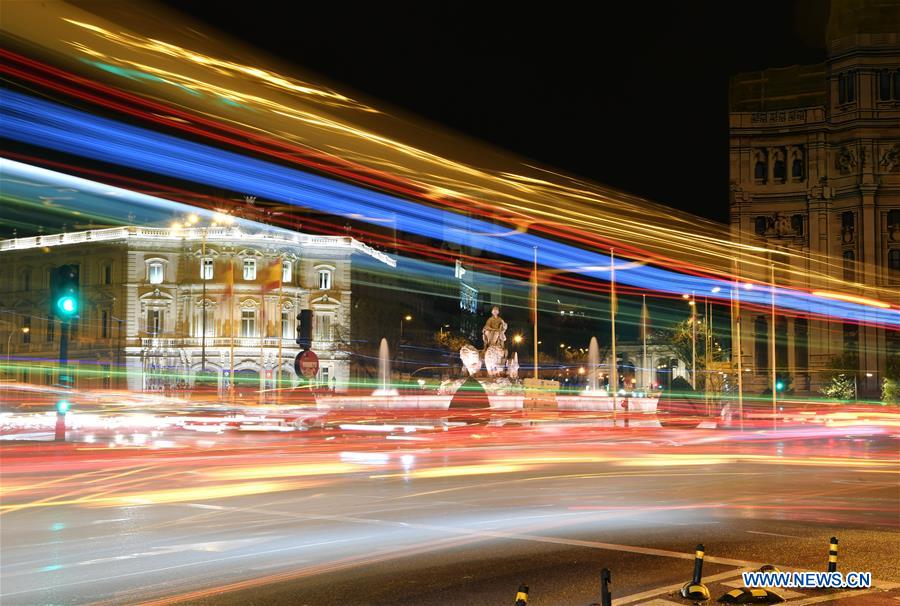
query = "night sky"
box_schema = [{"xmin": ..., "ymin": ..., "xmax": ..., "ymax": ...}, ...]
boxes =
[{"xmin": 163, "ymin": 2, "xmax": 828, "ymax": 223}]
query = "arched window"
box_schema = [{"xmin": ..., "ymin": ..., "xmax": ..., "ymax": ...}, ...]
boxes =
[
  {"xmin": 281, "ymin": 260, "xmax": 292, "ymax": 284},
  {"xmin": 791, "ymin": 157, "xmax": 804, "ymax": 180},
  {"xmin": 754, "ymin": 159, "xmax": 767, "ymax": 183},
  {"xmin": 318, "ymin": 268, "xmax": 332, "ymax": 290},
  {"xmin": 772, "ymin": 149, "xmax": 786, "ymax": 182},
  {"xmin": 838, "ymin": 71, "xmax": 856, "ymax": 104},
  {"xmin": 841, "ymin": 211, "xmax": 854, "ymax": 230},
  {"xmin": 147, "ymin": 261, "xmax": 164, "ymax": 284}
]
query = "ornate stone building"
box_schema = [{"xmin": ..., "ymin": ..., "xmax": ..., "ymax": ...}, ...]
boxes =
[
  {"xmin": 0, "ymin": 226, "xmax": 395, "ymax": 394},
  {"xmin": 729, "ymin": 1, "xmax": 900, "ymax": 396}
]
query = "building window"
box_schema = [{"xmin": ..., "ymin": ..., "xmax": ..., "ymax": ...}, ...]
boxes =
[
  {"xmin": 243, "ymin": 258, "xmax": 256, "ymax": 280},
  {"xmin": 201, "ymin": 258, "xmax": 214, "ymax": 280},
  {"xmin": 841, "ymin": 211, "xmax": 854, "ymax": 231},
  {"xmin": 101, "ymin": 309, "xmax": 109, "ymax": 339},
  {"xmin": 791, "ymin": 157, "xmax": 804, "ymax": 180},
  {"xmin": 315, "ymin": 313, "xmax": 333, "ymax": 341},
  {"xmin": 282, "ymin": 261, "xmax": 292, "ymax": 284},
  {"xmin": 773, "ymin": 157, "xmax": 785, "ymax": 182},
  {"xmin": 754, "ymin": 216, "xmax": 767, "ymax": 235},
  {"xmin": 147, "ymin": 309, "xmax": 163, "ymax": 334},
  {"xmin": 22, "ymin": 317, "xmax": 31, "ymax": 344},
  {"xmin": 754, "ymin": 158, "xmax": 767, "ymax": 183},
  {"xmin": 878, "ymin": 69, "xmax": 900, "ymax": 101},
  {"xmin": 754, "ymin": 316, "xmax": 768, "ymax": 375},
  {"xmin": 889, "ymin": 210, "xmax": 900, "ymax": 231},
  {"xmin": 22, "ymin": 269, "xmax": 31, "ymax": 291},
  {"xmin": 320, "ymin": 366, "xmax": 330, "ymax": 387},
  {"xmin": 241, "ymin": 309, "xmax": 257, "ymax": 337},
  {"xmin": 889, "ymin": 249, "xmax": 900, "ymax": 273},
  {"xmin": 103, "ymin": 264, "xmax": 112, "ymax": 285},
  {"xmin": 879, "ymin": 69, "xmax": 892, "ymax": 100},
  {"xmin": 148, "ymin": 262, "xmax": 164, "ymax": 284},
  {"xmin": 46, "ymin": 317, "xmax": 55, "ymax": 343},
  {"xmin": 838, "ymin": 71, "xmax": 856, "ymax": 104},
  {"xmin": 791, "ymin": 214, "xmax": 803, "ymax": 236},
  {"xmin": 281, "ymin": 309, "xmax": 292, "ymax": 339},
  {"xmin": 196, "ymin": 303, "xmax": 215, "ymax": 337},
  {"xmin": 318, "ymin": 269, "xmax": 332, "ymax": 290},
  {"xmin": 842, "ymin": 249, "xmax": 856, "ymax": 282}
]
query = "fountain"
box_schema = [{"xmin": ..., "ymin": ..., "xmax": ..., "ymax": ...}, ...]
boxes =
[
  {"xmin": 583, "ymin": 336, "xmax": 608, "ymax": 396},
  {"xmin": 371, "ymin": 338, "xmax": 398, "ymax": 396}
]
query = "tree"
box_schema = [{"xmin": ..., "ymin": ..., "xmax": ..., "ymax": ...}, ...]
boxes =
[
  {"xmin": 654, "ymin": 319, "xmax": 726, "ymax": 388},
  {"xmin": 818, "ymin": 353, "xmax": 859, "ymax": 400},
  {"xmin": 882, "ymin": 354, "xmax": 900, "ymax": 404}
]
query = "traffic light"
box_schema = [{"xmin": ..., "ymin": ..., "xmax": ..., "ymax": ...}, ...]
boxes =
[
  {"xmin": 296, "ymin": 309, "xmax": 312, "ymax": 349},
  {"xmin": 775, "ymin": 381, "xmax": 784, "ymax": 391},
  {"xmin": 50, "ymin": 265, "xmax": 80, "ymax": 319},
  {"xmin": 56, "ymin": 399, "xmax": 70, "ymax": 414}
]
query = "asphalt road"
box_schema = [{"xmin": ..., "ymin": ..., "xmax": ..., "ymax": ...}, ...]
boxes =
[{"xmin": 2, "ymin": 417, "xmax": 899, "ymax": 605}]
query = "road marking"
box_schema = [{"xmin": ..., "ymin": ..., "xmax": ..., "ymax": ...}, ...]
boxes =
[
  {"xmin": 613, "ymin": 568, "xmax": 749, "ymax": 605},
  {"xmin": 746, "ymin": 530, "xmax": 803, "ymax": 539},
  {"xmin": 721, "ymin": 578, "xmax": 804, "ymax": 599}
]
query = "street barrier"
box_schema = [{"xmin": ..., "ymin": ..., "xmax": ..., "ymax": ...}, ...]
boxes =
[
  {"xmin": 827, "ymin": 537, "xmax": 838, "ymax": 573},
  {"xmin": 681, "ymin": 543, "xmax": 711, "ymax": 600},
  {"xmin": 717, "ymin": 587, "xmax": 785, "ymax": 604},
  {"xmin": 515, "ymin": 582, "xmax": 528, "ymax": 605}
]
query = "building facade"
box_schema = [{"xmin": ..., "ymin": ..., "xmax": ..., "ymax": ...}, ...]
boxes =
[
  {"xmin": 0, "ymin": 226, "xmax": 395, "ymax": 395},
  {"xmin": 729, "ymin": 1, "xmax": 900, "ymax": 396}
]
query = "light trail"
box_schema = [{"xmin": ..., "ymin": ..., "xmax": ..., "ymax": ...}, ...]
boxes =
[{"xmin": 2, "ymin": 94, "xmax": 897, "ymax": 327}]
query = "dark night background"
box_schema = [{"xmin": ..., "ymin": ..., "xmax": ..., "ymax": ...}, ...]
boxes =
[{"xmin": 162, "ymin": 2, "xmax": 829, "ymax": 223}]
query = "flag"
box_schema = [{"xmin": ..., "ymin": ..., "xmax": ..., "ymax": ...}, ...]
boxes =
[{"xmin": 261, "ymin": 257, "xmax": 282, "ymax": 293}]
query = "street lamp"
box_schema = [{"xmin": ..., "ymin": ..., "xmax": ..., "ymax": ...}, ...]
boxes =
[{"xmin": 400, "ymin": 314, "xmax": 412, "ymax": 339}]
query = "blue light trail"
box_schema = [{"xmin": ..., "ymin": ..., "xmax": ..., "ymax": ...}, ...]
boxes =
[{"xmin": 1, "ymin": 88, "xmax": 897, "ymax": 327}]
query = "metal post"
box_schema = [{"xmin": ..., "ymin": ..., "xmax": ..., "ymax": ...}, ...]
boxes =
[
  {"xmin": 533, "ymin": 246, "xmax": 539, "ymax": 379},
  {"xmin": 201, "ymin": 229, "xmax": 207, "ymax": 373},
  {"xmin": 827, "ymin": 537, "xmax": 838, "ymax": 572},
  {"xmin": 734, "ymin": 283, "xmax": 744, "ymax": 431},
  {"xmin": 610, "ymin": 249, "xmax": 618, "ymax": 423},
  {"xmin": 691, "ymin": 292, "xmax": 697, "ymax": 390},
  {"xmin": 770, "ymin": 263, "xmax": 777, "ymax": 428}
]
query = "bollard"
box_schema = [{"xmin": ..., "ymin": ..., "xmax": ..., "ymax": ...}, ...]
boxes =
[
  {"xmin": 600, "ymin": 568, "xmax": 612, "ymax": 606},
  {"xmin": 827, "ymin": 537, "xmax": 838, "ymax": 573},
  {"xmin": 681, "ymin": 543, "xmax": 711, "ymax": 600},
  {"xmin": 514, "ymin": 583, "xmax": 528, "ymax": 606}
]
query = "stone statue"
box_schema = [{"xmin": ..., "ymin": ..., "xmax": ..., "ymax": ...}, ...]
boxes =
[
  {"xmin": 459, "ymin": 344, "xmax": 482, "ymax": 376},
  {"xmin": 482, "ymin": 306, "xmax": 508, "ymax": 352}
]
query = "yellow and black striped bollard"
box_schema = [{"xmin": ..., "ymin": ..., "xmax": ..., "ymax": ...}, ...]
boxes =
[
  {"xmin": 681, "ymin": 543, "xmax": 710, "ymax": 600},
  {"xmin": 515, "ymin": 583, "xmax": 528, "ymax": 606},
  {"xmin": 828, "ymin": 537, "xmax": 838, "ymax": 573}
]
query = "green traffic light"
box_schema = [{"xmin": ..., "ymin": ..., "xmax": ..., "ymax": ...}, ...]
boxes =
[
  {"xmin": 57, "ymin": 295, "xmax": 77, "ymax": 316},
  {"xmin": 776, "ymin": 381, "xmax": 785, "ymax": 391},
  {"xmin": 56, "ymin": 399, "xmax": 71, "ymax": 414}
]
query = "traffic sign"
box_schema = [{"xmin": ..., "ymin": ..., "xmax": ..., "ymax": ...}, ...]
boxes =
[{"xmin": 294, "ymin": 349, "xmax": 319, "ymax": 379}]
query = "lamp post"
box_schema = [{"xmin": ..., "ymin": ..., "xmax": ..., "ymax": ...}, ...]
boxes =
[
  {"xmin": 684, "ymin": 293, "xmax": 697, "ymax": 389},
  {"xmin": 400, "ymin": 314, "xmax": 412, "ymax": 339}
]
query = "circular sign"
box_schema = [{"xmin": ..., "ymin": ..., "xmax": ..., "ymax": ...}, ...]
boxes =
[{"xmin": 294, "ymin": 350, "xmax": 319, "ymax": 379}]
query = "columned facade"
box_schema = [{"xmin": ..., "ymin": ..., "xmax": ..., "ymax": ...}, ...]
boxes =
[
  {"xmin": 0, "ymin": 226, "xmax": 395, "ymax": 396},
  {"xmin": 729, "ymin": 2, "xmax": 900, "ymax": 396}
]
